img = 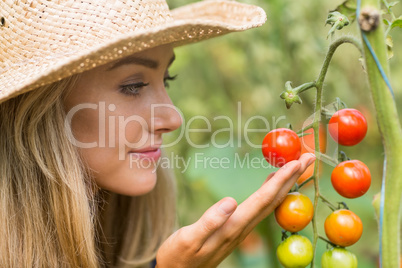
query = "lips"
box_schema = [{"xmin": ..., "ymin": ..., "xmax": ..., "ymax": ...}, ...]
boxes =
[{"xmin": 129, "ymin": 147, "xmax": 161, "ymax": 161}]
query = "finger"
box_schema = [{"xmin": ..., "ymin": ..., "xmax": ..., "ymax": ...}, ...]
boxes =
[
  {"xmin": 179, "ymin": 197, "xmax": 238, "ymax": 251},
  {"xmin": 263, "ymin": 171, "xmax": 276, "ymax": 184},
  {"xmin": 224, "ymin": 153, "xmax": 315, "ymax": 232},
  {"xmin": 239, "ymin": 153, "xmax": 315, "ymax": 225},
  {"xmin": 200, "ymin": 159, "xmax": 305, "ymax": 249},
  {"xmin": 195, "ymin": 154, "xmax": 315, "ymax": 259}
]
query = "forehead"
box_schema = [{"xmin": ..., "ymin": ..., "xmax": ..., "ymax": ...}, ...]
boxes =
[{"xmin": 104, "ymin": 44, "xmax": 175, "ymax": 70}]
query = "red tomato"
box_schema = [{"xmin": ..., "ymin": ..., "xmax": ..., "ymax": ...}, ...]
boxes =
[
  {"xmin": 262, "ymin": 128, "xmax": 301, "ymax": 168},
  {"xmin": 297, "ymin": 125, "xmax": 327, "ymax": 185},
  {"xmin": 328, "ymin": 108, "xmax": 367, "ymax": 146},
  {"xmin": 324, "ymin": 209, "xmax": 363, "ymax": 247},
  {"xmin": 331, "ymin": 160, "xmax": 371, "ymax": 198}
]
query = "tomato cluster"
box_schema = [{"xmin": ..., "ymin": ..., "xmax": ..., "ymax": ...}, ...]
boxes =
[
  {"xmin": 261, "ymin": 107, "xmax": 370, "ymax": 267},
  {"xmin": 328, "ymin": 108, "xmax": 371, "ymax": 199}
]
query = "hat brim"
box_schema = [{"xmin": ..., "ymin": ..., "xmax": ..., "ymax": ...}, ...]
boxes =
[{"xmin": 0, "ymin": 0, "xmax": 266, "ymax": 103}]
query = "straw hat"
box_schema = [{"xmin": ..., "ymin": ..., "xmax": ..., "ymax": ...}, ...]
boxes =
[{"xmin": 0, "ymin": 0, "xmax": 266, "ymax": 103}]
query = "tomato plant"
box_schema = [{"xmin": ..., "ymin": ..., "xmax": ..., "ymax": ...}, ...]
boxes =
[
  {"xmin": 324, "ymin": 209, "xmax": 363, "ymax": 247},
  {"xmin": 276, "ymin": 234, "xmax": 313, "ymax": 268},
  {"xmin": 321, "ymin": 247, "xmax": 358, "ymax": 268},
  {"xmin": 331, "ymin": 160, "xmax": 371, "ymax": 198},
  {"xmin": 328, "ymin": 108, "xmax": 368, "ymax": 146},
  {"xmin": 262, "ymin": 128, "xmax": 301, "ymax": 168},
  {"xmin": 274, "ymin": 192, "xmax": 314, "ymax": 232},
  {"xmin": 269, "ymin": 1, "xmax": 402, "ymax": 265}
]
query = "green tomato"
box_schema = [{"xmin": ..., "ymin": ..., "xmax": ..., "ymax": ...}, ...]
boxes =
[
  {"xmin": 321, "ymin": 247, "xmax": 358, "ymax": 268},
  {"xmin": 276, "ymin": 234, "xmax": 313, "ymax": 268}
]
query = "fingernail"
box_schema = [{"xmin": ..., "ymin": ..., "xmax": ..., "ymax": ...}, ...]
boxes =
[
  {"xmin": 219, "ymin": 199, "xmax": 237, "ymax": 215},
  {"xmin": 308, "ymin": 157, "xmax": 316, "ymax": 166}
]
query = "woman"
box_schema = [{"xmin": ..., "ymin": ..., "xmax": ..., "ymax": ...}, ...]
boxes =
[{"xmin": 0, "ymin": 0, "xmax": 315, "ymax": 267}]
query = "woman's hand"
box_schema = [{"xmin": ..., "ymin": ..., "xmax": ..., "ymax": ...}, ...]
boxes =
[{"xmin": 156, "ymin": 153, "xmax": 316, "ymax": 268}]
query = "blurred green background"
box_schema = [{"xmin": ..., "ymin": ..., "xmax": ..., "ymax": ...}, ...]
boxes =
[{"xmin": 164, "ymin": 0, "xmax": 402, "ymax": 267}]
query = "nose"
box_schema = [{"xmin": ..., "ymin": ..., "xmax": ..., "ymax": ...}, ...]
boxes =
[{"xmin": 151, "ymin": 94, "xmax": 182, "ymax": 134}]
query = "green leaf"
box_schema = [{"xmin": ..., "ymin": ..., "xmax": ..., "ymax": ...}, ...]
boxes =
[
  {"xmin": 383, "ymin": 19, "xmax": 391, "ymax": 25},
  {"xmin": 388, "ymin": 1, "xmax": 399, "ymax": 8},
  {"xmin": 383, "ymin": 1, "xmax": 399, "ymax": 13},
  {"xmin": 390, "ymin": 18, "xmax": 402, "ymax": 29}
]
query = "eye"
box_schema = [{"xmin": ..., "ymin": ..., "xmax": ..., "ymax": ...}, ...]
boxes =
[
  {"xmin": 164, "ymin": 74, "xmax": 178, "ymax": 88},
  {"xmin": 119, "ymin": 82, "xmax": 149, "ymax": 96}
]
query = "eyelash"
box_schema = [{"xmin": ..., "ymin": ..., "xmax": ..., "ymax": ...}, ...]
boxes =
[
  {"xmin": 164, "ymin": 74, "xmax": 178, "ymax": 88},
  {"xmin": 120, "ymin": 82, "xmax": 149, "ymax": 96},
  {"xmin": 119, "ymin": 74, "xmax": 178, "ymax": 97}
]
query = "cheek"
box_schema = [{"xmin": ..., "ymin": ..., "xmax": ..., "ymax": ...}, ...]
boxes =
[
  {"xmin": 118, "ymin": 118, "xmax": 149, "ymax": 148},
  {"xmin": 70, "ymin": 105, "xmax": 157, "ymax": 196},
  {"xmin": 70, "ymin": 104, "xmax": 147, "ymax": 149},
  {"xmin": 70, "ymin": 108, "xmax": 100, "ymax": 144}
]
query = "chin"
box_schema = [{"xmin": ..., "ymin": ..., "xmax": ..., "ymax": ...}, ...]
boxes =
[{"xmin": 101, "ymin": 172, "xmax": 158, "ymax": 196}]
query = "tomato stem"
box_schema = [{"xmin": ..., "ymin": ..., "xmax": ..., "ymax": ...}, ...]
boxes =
[
  {"xmin": 315, "ymin": 36, "xmax": 362, "ymax": 90},
  {"xmin": 338, "ymin": 151, "xmax": 350, "ymax": 162},
  {"xmin": 294, "ymin": 81, "xmax": 317, "ymax": 94},
  {"xmin": 318, "ymin": 235, "xmax": 337, "ymax": 247},
  {"xmin": 296, "ymin": 123, "xmax": 314, "ymax": 134},
  {"xmin": 337, "ymin": 202, "xmax": 349, "ymax": 210},
  {"xmin": 315, "ymin": 151, "xmax": 339, "ymax": 166},
  {"xmin": 319, "ymin": 194, "xmax": 338, "ymax": 211},
  {"xmin": 297, "ymin": 132, "xmax": 313, "ymax": 138},
  {"xmin": 297, "ymin": 175, "xmax": 314, "ymax": 190},
  {"xmin": 334, "ymin": 97, "xmax": 348, "ymax": 110}
]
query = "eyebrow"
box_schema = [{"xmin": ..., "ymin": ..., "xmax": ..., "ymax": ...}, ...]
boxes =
[{"xmin": 107, "ymin": 54, "xmax": 176, "ymax": 71}]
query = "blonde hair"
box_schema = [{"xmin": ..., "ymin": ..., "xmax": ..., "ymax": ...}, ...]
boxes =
[{"xmin": 0, "ymin": 76, "xmax": 176, "ymax": 267}]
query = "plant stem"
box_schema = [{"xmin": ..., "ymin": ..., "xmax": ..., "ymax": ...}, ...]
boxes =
[
  {"xmin": 297, "ymin": 176, "xmax": 314, "ymax": 190},
  {"xmin": 294, "ymin": 81, "xmax": 317, "ymax": 94},
  {"xmin": 309, "ymin": 35, "xmax": 362, "ymax": 268},
  {"xmin": 310, "ymin": 87, "xmax": 322, "ymax": 268},
  {"xmin": 358, "ymin": 1, "xmax": 402, "ymax": 267},
  {"xmin": 319, "ymin": 194, "xmax": 338, "ymax": 211},
  {"xmin": 296, "ymin": 123, "xmax": 314, "ymax": 134},
  {"xmin": 315, "ymin": 36, "xmax": 363, "ymax": 89},
  {"xmin": 315, "ymin": 151, "xmax": 339, "ymax": 166},
  {"xmin": 318, "ymin": 235, "xmax": 336, "ymax": 247},
  {"xmin": 384, "ymin": 26, "xmax": 391, "ymax": 37}
]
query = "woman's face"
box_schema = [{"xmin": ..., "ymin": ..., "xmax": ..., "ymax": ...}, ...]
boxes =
[{"xmin": 64, "ymin": 44, "xmax": 182, "ymax": 196}]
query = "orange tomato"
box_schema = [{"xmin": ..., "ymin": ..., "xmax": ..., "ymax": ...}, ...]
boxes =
[
  {"xmin": 324, "ymin": 209, "xmax": 363, "ymax": 247},
  {"xmin": 297, "ymin": 125, "xmax": 327, "ymax": 185},
  {"xmin": 275, "ymin": 192, "xmax": 314, "ymax": 232}
]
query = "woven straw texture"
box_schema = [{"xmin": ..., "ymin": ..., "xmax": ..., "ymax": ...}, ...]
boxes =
[{"xmin": 0, "ymin": 0, "xmax": 266, "ymax": 103}]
